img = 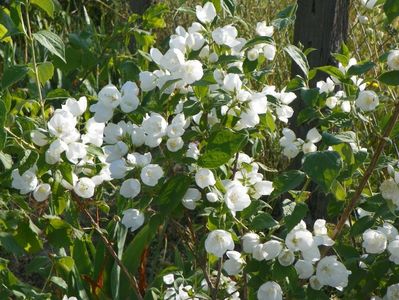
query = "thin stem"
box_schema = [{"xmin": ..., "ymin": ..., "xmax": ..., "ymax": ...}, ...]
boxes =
[
  {"xmin": 212, "ymin": 257, "xmax": 223, "ymax": 300},
  {"xmin": 82, "ymin": 208, "xmax": 144, "ymax": 300},
  {"xmin": 332, "ymin": 101, "xmax": 399, "ymax": 241},
  {"xmin": 25, "ymin": 2, "xmax": 46, "ymax": 127}
]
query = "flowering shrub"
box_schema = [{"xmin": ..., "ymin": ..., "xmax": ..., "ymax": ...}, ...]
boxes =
[{"xmin": 1, "ymin": 0, "xmax": 399, "ymax": 299}]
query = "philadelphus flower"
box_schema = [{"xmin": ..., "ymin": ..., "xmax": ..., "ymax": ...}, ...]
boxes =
[
  {"xmin": 315, "ymin": 256, "xmax": 350, "ymax": 291},
  {"xmin": 33, "ymin": 183, "xmax": 51, "ymax": 202},
  {"xmin": 256, "ymin": 21, "xmax": 274, "ymax": 37},
  {"xmin": 142, "ymin": 113, "xmax": 168, "ymax": 139},
  {"xmin": 223, "ymin": 73, "xmax": 242, "ymax": 92},
  {"xmin": 355, "ymin": 90, "xmax": 379, "ymax": 112},
  {"xmin": 295, "ymin": 260, "xmax": 314, "ymax": 279},
  {"xmin": 386, "ymin": 283, "xmax": 399, "ymax": 300},
  {"xmin": 257, "ymin": 281, "xmax": 283, "ymax": 300},
  {"xmin": 166, "ymin": 137, "xmax": 184, "ymax": 152},
  {"xmin": 362, "ymin": 229, "xmax": 387, "ymax": 254},
  {"xmin": 360, "ymin": 0, "xmax": 377, "ymax": 9},
  {"xmin": 178, "ymin": 60, "xmax": 204, "ymax": 84},
  {"xmin": 212, "ymin": 25, "xmax": 239, "ymax": 48},
  {"xmin": 387, "ymin": 50, "xmax": 399, "ymax": 70},
  {"xmin": 31, "ymin": 130, "xmax": 48, "ymax": 146},
  {"xmin": 302, "ymin": 128, "xmax": 322, "ymax": 154},
  {"xmin": 62, "ymin": 96, "xmax": 87, "ymax": 117},
  {"xmin": 195, "ymin": 2, "xmax": 216, "ymax": 24},
  {"xmin": 279, "ymin": 128, "xmax": 300, "ymax": 159},
  {"xmin": 120, "ymin": 179, "xmax": 141, "ymax": 199},
  {"xmin": 163, "ymin": 274, "xmax": 174, "ymax": 285},
  {"xmin": 224, "ymin": 181, "xmax": 251, "ymax": 212},
  {"xmin": 380, "ymin": 178, "xmax": 399, "ymax": 208},
  {"xmin": 121, "ymin": 209, "xmax": 144, "ymax": 232},
  {"xmin": 206, "ymin": 192, "xmax": 218, "ymax": 202},
  {"xmin": 120, "ymin": 81, "xmax": 140, "ymax": 113},
  {"xmin": 182, "ymin": 188, "xmax": 201, "ymax": 210},
  {"xmin": 223, "ymin": 251, "xmax": 244, "ymax": 275},
  {"xmin": 388, "ymin": 239, "xmax": 399, "ymax": 264},
  {"xmin": 317, "ymin": 78, "xmax": 335, "ymax": 94},
  {"xmin": 285, "ymin": 221, "xmax": 314, "ymax": 252},
  {"xmin": 242, "ymin": 232, "xmax": 260, "ymax": 254},
  {"xmin": 195, "ymin": 168, "xmax": 216, "ymax": 189},
  {"xmin": 11, "ymin": 168, "xmax": 38, "ymax": 194},
  {"xmin": 73, "ymin": 177, "xmax": 95, "ymax": 198},
  {"xmin": 205, "ymin": 229, "xmax": 234, "ymax": 257},
  {"xmin": 278, "ymin": 249, "xmax": 295, "ymax": 266},
  {"xmin": 377, "ymin": 223, "xmax": 398, "ymax": 242},
  {"xmin": 140, "ymin": 164, "xmax": 164, "ymax": 186}
]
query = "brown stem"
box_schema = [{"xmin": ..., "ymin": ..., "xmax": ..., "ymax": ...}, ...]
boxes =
[
  {"xmin": 212, "ymin": 258, "xmax": 223, "ymax": 300},
  {"xmin": 82, "ymin": 208, "xmax": 144, "ymax": 300},
  {"xmin": 332, "ymin": 101, "xmax": 399, "ymax": 240}
]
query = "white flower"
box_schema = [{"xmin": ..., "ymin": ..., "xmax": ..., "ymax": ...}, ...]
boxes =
[
  {"xmin": 195, "ymin": 2, "xmax": 216, "ymax": 24},
  {"xmin": 285, "ymin": 226, "xmax": 314, "ymax": 252},
  {"xmin": 360, "ymin": 0, "xmax": 377, "ymax": 9},
  {"xmin": 295, "ymin": 260, "xmax": 314, "ymax": 279},
  {"xmin": 257, "ymin": 281, "xmax": 283, "ymax": 300},
  {"xmin": 178, "ymin": 60, "xmax": 204, "ymax": 84},
  {"xmin": 62, "ymin": 96, "xmax": 87, "ymax": 116},
  {"xmin": 362, "ymin": 229, "xmax": 387, "ymax": 254},
  {"xmin": 388, "ymin": 239, "xmax": 399, "ymax": 264},
  {"xmin": 223, "ymin": 73, "xmax": 242, "ymax": 92},
  {"xmin": 90, "ymin": 102, "xmax": 113, "ymax": 123},
  {"xmin": 377, "ymin": 223, "xmax": 398, "ymax": 242},
  {"xmin": 316, "ymin": 256, "xmax": 350, "ymax": 291},
  {"xmin": 223, "ymin": 251, "xmax": 244, "ymax": 275},
  {"xmin": 326, "ymin": 96, "xmax": 338, "ymax": 109},
  {"xmin": 121, "ymin": 209, "xmax": 144, "ymax": 232},
  {"xmin": 278, "ymin": 249, "xmax": 295, "ymax": 266},
  {"xmin": 131, "ymin": 125, "xmax": 146, "ymax": 147},
  {"xmin": 66, "ymin": 142, "xmax": 87, "ymax": 164},
  {"xmin": 182, "ymin": 188, "xmax": 201, "ymax": 210},
  {"xmin": 263, "ymin": 44, "xmax": 276, "ymax": 61},
  {"xmin": 186, "ymin": 142, "xmax": 200, "ymax": 160},
  {"xmin": 205, "ymin": 229, "xmax": 234, "ymax": 257},
  {"xmin": 263, "ymin": 240, "xmax": 283, "ymax": 260},
  {"xmin": 302, "ymin": 141, "xmax": 317, "ymax": 153},
  {"xmin": 11, "ymin": 169, "xmax": 38, "ymax": 194},
  {"xmin": 309, "ymin": 275, "xmax": 323, "ymax": 290},
  {"xmin": 62, "ymin": 296, "xmax": 78, "ymax": 300},
  {"xmin": 355, "ymin": 90, "xmax": 379, "ymax": 112},
  {"xmin": 120, "ymin": 81, "xmax": 140, "ymax": 113},
  {"xmin": 163, "ymin": 274, "xmax": 175, "ymax": 285},
  {"xmin": 316, "ymin": 78, "xmax": 335, "ymax": 94},
  {"xmin": 276, "ymin": 105, "xmax": 293, "ymax": 123},
  {"xmin": 306, "ymin": 128, "xmax": 322, "ymax": 143},
  {"xmin": 81, "ymin": 118, "xmax": 104, "ymax": 147},
  {"xmin": 380, "ymin": 179, "xmax": 399, "ymax": 205},
  {"xmin": 140, "ymin": 164, "xmax": 164, "ymax": 186},
  {"xmin": 242, "ymin": 233, "xmax": 260, "ymax": 254},
  {"xmin": 313, "ymin": 219, "xmax": 334, "ymax": 247},
  {"xmin": 166, "ymin": 137, "xmax": 184, "ymax": 152},
  {"xmin": 256, "ymin": 22, "xmax": 274, "ymax": 37},
  {"xmin": 109, "ymin": 159, "xmax": 128, "ymax": 179},
  {"xmin": 195, "ymin": 168, "xmax": 216, "ymax": 189},
  {"xmin": 139, "ymin": 71, "xmax": 157, "ymax": 92},
  {"xmin": 33, "ymin": 183, "xmax": 51, "ymax": 202},
  {"xmin": 387, "ymin": 50, "xmax": 399, "ymax": 70},
  {"xmin": 254, "ymin": 180, "xmax": 274, "ymax": 196},
  {"xmin": 253, "ymin": 243, "xmax": 268, "ymax": 261},
  {"xmin": 206, "ymin": 192, "xmax": 218, "ymax": 202},
  {"xmin": 212, "ymin": 25, "xmax": 239, "ymax": 48},
  {"xmin": 341, "ymin": 100, "xmax": 351, "ymax": 112},
  {"xmin": 31, "ymin": 130, "xmax": 48, "ymax": 146},
  {"xmin": 247, "ymin": 48, "xmax": 260, "ymax": 61},
  {"xmin": 386, "ymin": 283, "xmax": 399, "ymax": 300},
  {"xmin": 224, "ymin": 181, "xmax": 251, "ymax": 212},
  {"xmin": 120, "ymin": 179, "xmax": 141, "ymax": 199},
  {"xmin": 47, "ymin": 110, "xmax": 77, "ymax": 141},
  {"xmin": 73, "ymin": 177, "xmax": 95, "ymax": 198},
  {"xmin": 98, "ymin": 84, "xmax": 121, "ymax": 108},
  {"xmin": 142, "ymin": 113, "xmax": 168, "ymax": 138}
]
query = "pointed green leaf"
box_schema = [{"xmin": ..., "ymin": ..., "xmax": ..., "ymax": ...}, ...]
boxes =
[
  {"xmin": 33, "ymin": 30, "xmax": 66, "ymax": 62},
  {"xmin": 31, "ymin": 0, "xmax": 55, "ymax": 18}
]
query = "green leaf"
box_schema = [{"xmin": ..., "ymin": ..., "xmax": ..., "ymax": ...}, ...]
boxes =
[
  {"xmin": 302, "ymin": 151, "xmax": 343, "ymax": 192},
  {"xmin": 316, "ymin": 66, "xmax": 345, "ymax": 81},
  {"xmin": 31, "ymin": 0, "xmax": 55, "ymax": 18},
  {"xmin": 198, "ymin": 129, "xmax": 247, "ymax": 168},
  {"xmin": 59, "ymin": 162, "xmax": 73, "ymax": 185},
  {"xmin": 156, "ymin": 174, "xmax": 191, "ymax": 214},
  {"xmin": 350, "ymin": 216, "xmax": 374, "ymax": 237},
  {"xmin": 271, "ymin": 170, "xmax": 306, "ymax": 197},
  {"xmin": 1, "ymin": 65, "xmax": 29, "ymax": 90},
  {"xmin": 37, "ymin": 61, "xmax": 54, "ymax": 84},
  {"xmin": 347, "ymin": 61, "xmax": 375, "ymax": 76},
  {"xmin": 0, "ymin": 100, "xmax": 6, "ymax": 126},
  {"xmin": 284, "ymin": 45, "xmax": 309, "ymax": 78},
  {"xmin": 251, "ymin": 212, "xmax": 279, "ymax": 230},
  {"xmin": 33, "ymin": 30, "xmax": 66, "ymax": 63},
  {"xmin": 378, "ymin": 70, "xmax": 399, "ymax": 86},
  {"xmin": 242, "ymin": 36, "xmax": 273, "ymax": 50},
  {"xmin": 0, "ymin": 129, "xmax": 6, "ymax": 151},
  {"xmin": 384, "ymin": 0, "xmax": 399, "ymax": 23}
]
